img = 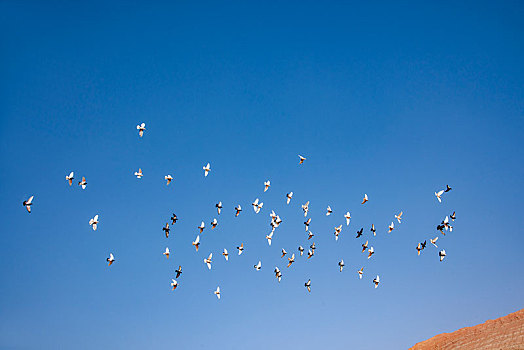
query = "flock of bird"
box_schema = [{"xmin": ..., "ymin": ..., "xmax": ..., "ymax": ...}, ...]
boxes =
[{"xmin": 21, "ymin": 122, "xmax": 456, "ymax": 299}]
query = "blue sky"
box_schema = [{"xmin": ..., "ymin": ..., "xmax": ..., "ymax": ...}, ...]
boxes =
[{"xmin": 1, "ymin": 1, "xmax": 523, "ymax": 349}]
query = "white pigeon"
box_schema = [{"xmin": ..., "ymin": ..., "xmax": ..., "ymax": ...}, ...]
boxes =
[
  {"xmin": 203, "ymin": 163, "xmax": 211, "ymax": 177},
  {"xmin": 302, "ymin": 201, "xmax": 310, "ymax": 217},
  {"xmin": 305, "ymin": 279, "xmax": 311, "ymax": 292},
  {"xmin": 298, "ymin": 246, "xmax": 304, "ymax": 256},
  {"xmin": 435, "ymin": 190, "xmax": 444, "ymax": 203},
  {"xmin": 264, "ymin": 180, "xmax": 271, "ymax": 192},
  {"xmin": 165, "ymin": 174, "xmax": 173, "ymax": 185},
  {"xmin": 368, "ymin": 246, "xmax": 375, "ymax": 259},
  {"xmin": 362, "ymin": 194, "xmax": 369, "ymax": 204},
  {"xmin": 304, "ymin": 218, "xmax": 311, "ymax": 231},
  {"xmin": 430, "ymin": 237, "xmax": 439, "ymax": 248},
  {"xmin": 211, "ymin": 218, "xmax": 218, "ymax": 229},
  {"xmin": 89, "ymin": 214, "xmax": 99, "ymax": 231},
  {"xmin": 439, "ymin": 249, "xmax": 446, "ymax": 262},
  {"xmin": 287, "ymin": 253, "xmax": 295, "ymax": 267},
  {"xmin": 344, "ymin": 212, "xmax": 351, "ymax": 226},
  {"xmin": 204, "ymin": 253, "xmax": 213, "ymax": 270},
  {"xmin": 286, "ymin": 192, "xmax": 293, "ymax": 204},
  {"xmin": 298, "ymin": 155, "xmax": 306, "ymax": 164},
  {"xmin": 216, "ymin": 201, "xmax": 222, "ymax": 215},
  {"xmin": 66, "ymin": 171, "xmax": 74, "ymax": 186},
  {"xmin": 338, "ymin": 259, "xmax": 345, "ymax": 272},
  {"xmin": 192, "ymin": 235, "xmax": 200, "ymax": 251},
  {"xmin": 274, "ymin": 267, "xmax": 282, "ymax": 282},
  {"xmin": 326, "ymin": 206, "xmax": 333, "ymax": 216},
  {"xmin": 214, "ymin": 286, "xmax": 221, "ymax": 299},
  {"xmin": 107, "ymin": 253, "xmax": 115, "ymax": 266},
  {"xmin": 171, "ymin": 279, "xmax": 178, "ymax": 291},
  {"xmin": 307, "ymin": 249, "xmax": 314, "ymax": 259},
  {"xmin": 334, "ymin": 225, "xmax": 342, "ymax": 241},
  {"xmin": 23, "ymin": 195, "xmax": 34, "ymax": 213},
  {"xmin": 78, "ymin": 177, "xmax": 87, "ymax": 189},
  {"xmin": 358, "ymin": 267, "xmax": 364, "ymax": 279},
  {"xmin": 281, "ymin": 248, "xmax": 287, "ymax": 258},
  {"xmin": 266, "ymin": 231, "xmax": 273, "ymax": 246},
  {"xmin": 222, "ymin": 248, "xmax": 229, "ymax": 261},
  {"xmin": 307, "ymin": 231, "xmax": 314, "ymax": 240},
  {"xmin": 198, "ymin": 221, "xmax": 205, "ymax": 233},
  {"xmin": 254, "ymin": 260, "xmax": 262, "ymax": 271},
  {"xmin": 388, "ymin": 222, "xmax": 395, "ymax": 233},
  {"xmin": 136, "ymin": 122, "xmax": 146, "ymax": 137},
  {"xmin": 163, "ymin": 247, "xmax": 170, "ymax": 258},
  {"xmin": 237, "ymin": 243, "xmax": 244, "ymax": 255},
  {"xmin": 395, "ymin": 211, "xmax": 403, "ymax": 223},
  {"xmin": 235, "ymin": 205, "xmax": 242, "ymax": 217},
  {"xmin": 252, "ymin": 198, "xmax": 263, "ymax": 213},
  {"xmin": 373, "ymin": 275, "xmax": 380, "ymax": 288},
  {"xmin": 134, "ymin": 168, "xmax": 143, "ymax": 179}
]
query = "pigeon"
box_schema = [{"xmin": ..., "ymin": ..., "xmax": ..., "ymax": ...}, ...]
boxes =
[
  {"xmin": 254, "ymin": 261, "xmax": 262, "ymax": 271},
  {"xmin": 361, "ymin": 240, "xmax": 368, "ymax": 253},
  {"xmin": 286, "ymin": 192, "xmax": 293, "ymax": 204},
  {"xmin": 171, "ymin": 279, "xmax": 178, "ymax": 291},
  {"xmin": 165, "ymin": 174, "xmax": 173, "ymax": 185},
  {"xmin": 302, "ymin": 201, "xmax": 310, "ymax": 217},
  {"xmin": 163, "ymin": 223, "xmax": 170, "ymax": 238},
  {"xmin": 134, "ymin": 168, "xmax": 143, "ymax": 179},
  {"xmin": 136, "ymin": 122, "xmax": 146, "ymax": 137},
  {"xmin": 326, "ymin": 206, "xmax": 333, "ymax": 216},
  {"xmin": 281, "ymin": 248, "xmax": 287, "ymax": 258},
  {"xmin": 367, "ymin": 247, "xmax": 374, "ymax": 259},
  {"xmin": 252, "ymin": 198, "xmax": 263, "ymax": 214},
  {"xmin": 437, "ymin": 224, "xmax": 446, "ymax": 235},
  {"xmin": 237, "ymin": 243, "xmax": 244, "ymax": 255},
  {"xmin": 298, "ymin": 155, "xmax": 306, "ymax": 164},
  {"xmin": 203, "ymin": 163, "xmax": 211, "ymax": 177},
  {"xmin": 171, "ymin": 214, "xmax": 178, "ymax": 224},
  {"xmin": 175, "ymin": 266, "xmax": 182, "ymax": 278},
  {"xmin": 450, "ymin": 211, "xmax": 456, "ymax": 221},
  {"xmin": 107, "ymin": 253, "xmax": 115, "ymax": 266},
  {"xmin": 214, "ymin": 286, "xmax": 221, "ymax": 299},
  {"xmin": 274, "ymin": 267, "xmax": 282, "ymax": 282},
  {"xmin": 22, "ymin": 196, "xmax": 34, "ymax": 213},
  {"xmin": 373, "ymin": 275, "xmax": 380, "ymax": 288},
  {"xmin": 338, "ymin": 259, "xmax": 345, "ymax": 272},
  {"xmin": 65, "ymin": 171, "xmax": 74, "ymax": 186},
  {"xmin": 442, "ymin": 216, "xmax": 453, "ymax": 232},
  {"xmin": 266, "ymin": 231, "xmax": 273, "ymax": 246},
  {"xmin": 388, "ymin": 222, "xmax": 395, "ymax": 233},
  {"xmin": 416, "ymin": 243, "xmax": 422, "ymax": 256},
  {"xmin": 222, "ymin": 248, "xmax": 229, "ymax": 261},
  {"xmin": 308, "ymin": 231, "xmax": 314, "ymax": 240},
  {"xmin": 192, "ymin": 235, "xmax": 200, "ymax": 251},
  {"xmin": 204, "ymin": 253, "xmax": 213, "ymax": 270},
  {"xmin": 163, "ymin": 247, "xmax": 170, "ymax": 258},
  {"xmin": 439, "ymin": 249, "xmax": 446, "ymax": 262},
  {"xmin": 298, "ymin": 246, "xmax": 304, "ymax": 256},
  {"xmin": 89, "ymin": 215, "xmax": 99, "ymax": 231},
  {"xmin": 216, "ymin": 202, "xmax": 223, "ymax": 215},
  {"xmin": 444, "ymin": 185, "xmax": 452, "ymax": 192},
  {"xmin": 370, "ymin": 224, "xmax": 376, "ymax": 236},
  {"xmin": 435, "ymin": 190, "xmax": 444, "ymax": 203},
  {"xmin": 356, "ymin": 228, "xmax": 363, "ymax": 238},
  {"xmin": 78, "ymin": 177, "xmax": 87, "ymax": 189},
  {"xmin": 198, "ymin": 221, "xmax": 205, "ymax": 233},
  {"xmin": 211, "ymin": 218, "xmax": 218, "ymax": 229},
  {"xmin": 395, "ymin": 211, "xmax": 403, "ymax": 223},
  {"xmin": 307, "ymin": 249, "xmax": 314, "ymax": 259},
  {"xmin": 344, "ymin": 212, "xmax": 351, "ymax": 226},
  {"xmin": 287, "ymin": 253, "xmax": 295, "ymax": 267},
  {"xmin": 305, "ymin": 279, "xmax": 311, "ymax": 292},
  {"xmin": 235, "ymin": 205, "xmax": 242, "ymax": 217},
  {"xmin": 264, "ymin": 180, "xmax": 271, "ymax": 192},
  {"xmin": 358, "ymin": 267, "xmax": 364, "ymax": 279},
  {"xmin": 310, "ymin": 242, "xmax": 316, "ymax": 251},
  {"xmin": 430, "ymin": 237, "xmax": 439, "ymax": 247},
  {"xmin": 421, "ymin": 241, "xmax": 427, "ymax": 249},
  {"xmin": 304, "ymin": 218, "xmax": 311, "ymax": 231},
  {"xmin": 334, "ymin": 224, "xmax": 342, "ymax": 241},
  {"xmin": 362, "ymin": 194, "xmax": 369, "ymax": 204}
]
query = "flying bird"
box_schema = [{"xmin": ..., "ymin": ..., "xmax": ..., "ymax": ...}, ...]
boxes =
[
  {"xmin": 254, "ymin": 261, "xmax": 262, "ymax": 271},
  {"xmin": 266, "ymin": 231, "xmax": 273, "ymax": 246},
  {"xmin": 192, "ymin": 235, "xmax": 200, "ymax": 251},
  {"xmin": 395, "ymin": 211, "xmax": 403, "ymax": 223},
  {"xmin": 198, "ymin": 221, "xmax": 205, "ymax": 233},
  {"xmin": 89, "ymin": 214, "xmax": 99, "ymax": 231},
  {"xmin": 211, "ymin": 218, "xmax": 218, "ymax": 229},
  {"xmin": 302, "ymin": 201, "xmax": 310, "ymax": 217},
  {"xmin": 66, "ymin": 171, "xmax": 74, "ymax": 186},
  {"xmin": 445, "ymin": 184, "xmax": 452, "ymax": 192},
  {"xmin": 222, "ymin": 248, "xmax": 229, "ymax": 261},
  {"xmin": 450, "ymin": 211, "xmax": 456, "ymax": 221},
  {"xmin": 171, "ymin": 214, "xmax": 178, "ymax": 224},
  {"xmin": 171, "ymin": 279, "xmax": 178, "ymax": 291},
  {"xmin": 175, "ymin": 266, "xmax": 182, "ymax": 278},
  {"xmin": 430, "ymin": 237, "xmax": 439, "ymax": 248},
  {"xmin": 304, "ymin": 218, "xmax": 311, "ymax": 231},
  {"xmin": 163, "ymin": 223, "xmax": 170, "ymax": 238},
  {"xmin": 305, "ymin": 279, "xmax": 311, "ymax": 292},
  {"xmin": 439, "ymin": 249, "xmax": 446, "ymax": 262},
  {"xmin": 216, "ymin": 202, "xmax": 223, "ymax": 215},
  {"xmin": 367, "ymin": 246, "xmax": 375, "ymax": 259},
  {"xmin": 388, "ymin": 222, "xmax": 395, "ymax": 233},
  {"xmin": 370, "ymin": 224, "xmax": 376, "ymax": 236},
  {"xmin": 361, "ymin": 240, "xmax": 368, "ymax": 253},
  {"xmin": 362, "ymin": 194, "xmax": 369, "ymax": 204},
  {"xmin": 163, "ymin": 247, "xmax": 170, "ymax": 259},
  {"xmin": 252, "ymin": 198, "xmax": 263, "ymax": 214},
  {"xmin": 165, "ymin": 174, "xmax": 173, "ymax": 185},
  {"xmin": 334, "ymin": 225, "xmax": 342, "ymax": 241},
  {"xmin": 274, "ymin": 267, "xmax": 282, "ymax": 282},
  {"xmin": 338, "ymin": 259, "xmax": 345, "ymax": 272},
  {"xmin": 358, "ymin": 267, "xmax": 364, "ymax": 279},
  {"xmin": 307, "ymin": 231, "xmax": 314, "ymax": 240},
  {"xmin": 237, "ymin": 243, "xmax": 244, "ymax": 255},
  {"xmin": 107, "ymin": 253, "xmax": 115, "ymax": 266},
  {"xmin": 437, "ymin": 224, "xmax": 446, "ymax": 235},
  {"xmin": 78, "ymin": 177, "xmax": 87, "ymax": 189},
  {"xmin": 298, "ymin": 246, "xmax": 304, "ymax": 256},
  {"xmin": 326, "ymin": 206, "xmax": 333, "ymax": 216},
  {"xmin": 435, "ymin": 190, "xmax": 444, "ymax": 203},
  {"xmin": 287, "ymin": 253, "xmax": 295, "ymax": 267},
  {"xmin": 356, "ymin": 228, "xmax": 363, "ymax": 238},
  {"xmin": 136, "ymin": 122, "xmax": 146, "ymax": 137},
  {"xmin": 307, "ymin": 249, "xmax": 314, "ymax": 259},
  {"xmin": 22, "ymin": 196, "xmax": 34, "ymax": 213},
  {"xmin": 134, "ymin": 168, "xmax": 143, "ymax": 179},
  {"xmin": 416, "ymin": 243, "xmax": 422, "ymax": 256},
  {"xmin": 310, "ymin": 242, "xmax": 316, "ymax": 251},
  {"xmin": 373, "ymin": 275, "xmax": 380, "ymax": 288},
  {"xmin": 298, "ymin": 155, "xmax": 306, "ymax": 164},
  {"xmin": 344, "ymin": 212, "xmax": 351, "ymax": 226},
  {"xmin": 286, "ymin": 192, "xmax": 293, "ymax": 204},
  {"xmin": 203, "ymin": 163, "xmax": 211, "ymax": 177},
  {"xmin": 235, "ymin": 205, "xmax": 242, "ymax": 217},
  {"xmin": 204, "ymin": 253, "xmax": 213, "ymax": 270},
  {"xmin": 281, "ymin": 248, "xmax": 287, "ymax": 258},
  {"xmin": 214, "ymin": 286, "xmax": 221, "ymax": 299},
  {"xmin": 264, "ymin": 180, "xmax": 271, "ymax": 192}
]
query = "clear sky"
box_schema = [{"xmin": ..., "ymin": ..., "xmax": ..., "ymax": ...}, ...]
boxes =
[{"xmin": 1, "ymin": 1, "xmax": 523, "ymax": 349}]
